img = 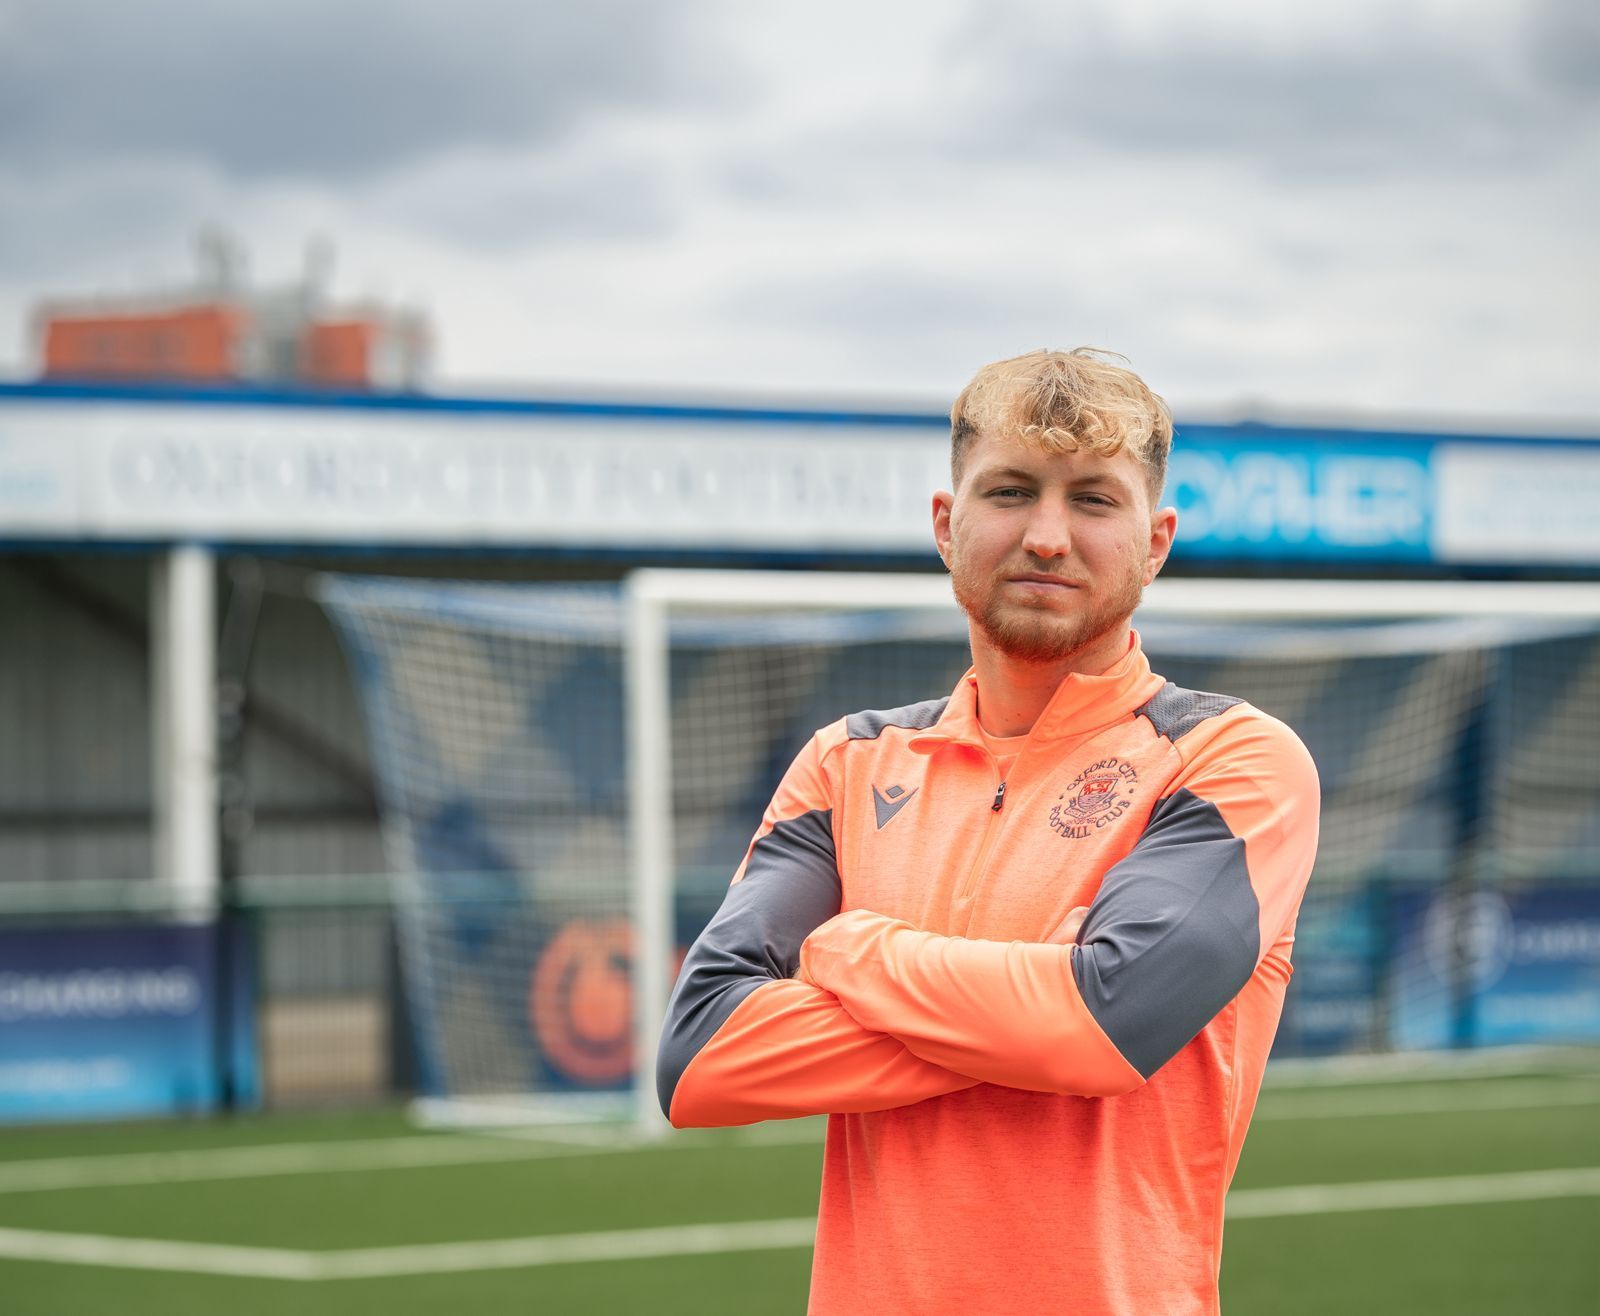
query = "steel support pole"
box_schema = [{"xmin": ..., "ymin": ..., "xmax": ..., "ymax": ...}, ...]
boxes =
[{"xmin": 151, "ymin": 544, "xmax": 218, "ymax": 918}]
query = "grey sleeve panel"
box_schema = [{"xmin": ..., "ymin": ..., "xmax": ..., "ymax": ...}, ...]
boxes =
[
  {"xmin": 1135, "ymin": 682, "xmax": 1244, "ymax": 742},
  {"xmin": 846, "ymin": 695, "xmax": 950, "ymax": 741},
  {"xmin": 1071, "ymin": 788, "xmax": 1260, "ymax": 1079},
  {"xmin": 655, "ymin": 808, "xmax": 841, "ymax": 1117}
]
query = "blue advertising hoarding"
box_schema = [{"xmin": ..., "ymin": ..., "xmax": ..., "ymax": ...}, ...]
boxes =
[
  {"xmin": 1275, "ymin": 883, "xmax": 1388, "ymax": 1056},
  {"xmin": 1278, "ymin": 882, "xmax": 1600, "ymax": 1057},
  {"xmin": 0, "ymin": 923, "xmax": 257, "ymax": 1123},
  {"xmin": 1389, "ymin": 886, "xmax": 1600, "ymax": 1050}
]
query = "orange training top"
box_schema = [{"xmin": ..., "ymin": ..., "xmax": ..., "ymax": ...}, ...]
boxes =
[{"xmin": 657, "ymin": 635, "xmax": 1321, "ymax": 1315}]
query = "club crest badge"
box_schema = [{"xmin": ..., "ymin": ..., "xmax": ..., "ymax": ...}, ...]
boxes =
[{"xmin": 1048, "ymin": 757, "xmax": 1138, "ymax": 839}]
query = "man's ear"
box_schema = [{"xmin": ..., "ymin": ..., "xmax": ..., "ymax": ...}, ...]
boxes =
[
  {"xmin": 932, "ymin": 489, "xmax": 955, "ymax": 569},
  {"xmin": 1143, "ymin": 505, "xmax": 1178, "ymax": 585}
]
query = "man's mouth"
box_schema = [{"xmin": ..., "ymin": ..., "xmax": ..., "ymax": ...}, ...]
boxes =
[{"xmin": 1006, "ymin": 572, "xmax": 1084, "ymax": 589}]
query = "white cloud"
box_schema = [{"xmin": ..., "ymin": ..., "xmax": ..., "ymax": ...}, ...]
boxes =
[{"xmin": 0, "ymin": 0, "xmax": 1594, "ymax": 427}]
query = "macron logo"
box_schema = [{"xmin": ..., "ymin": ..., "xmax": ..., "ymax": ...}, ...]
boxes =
[{"xmin": 872, "ymin": 783, "xmax": 918, "ymax": 830}]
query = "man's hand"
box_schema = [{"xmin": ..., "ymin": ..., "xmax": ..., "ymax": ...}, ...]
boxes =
[{"xmin": 1050, "ymin": 905, "xmax": 1090, "ymax": 945}]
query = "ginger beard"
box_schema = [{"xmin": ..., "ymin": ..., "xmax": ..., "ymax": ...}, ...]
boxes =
[{"xmin": 948, "ymin": 543, "xmax": 1145, "ymax": 666}]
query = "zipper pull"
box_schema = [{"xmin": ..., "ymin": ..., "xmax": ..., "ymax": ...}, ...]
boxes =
[{"xmin": 991, "ymin": 780, "xmax": 1007, "ymax": 812}]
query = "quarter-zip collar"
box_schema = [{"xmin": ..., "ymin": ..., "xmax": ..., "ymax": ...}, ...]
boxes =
[{"xmin": 910, "ymin": 631, "xmax": 1166, "ymax": 754}]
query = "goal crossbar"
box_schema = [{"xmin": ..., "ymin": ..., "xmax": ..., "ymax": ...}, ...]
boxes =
[
  {"xmin": 630, "ymin": 569, "xmax": 1600, "ymax": 618},
  {"xmin": 624, "ymin": 570, "xmax": 1600, "ymax": 1133}
]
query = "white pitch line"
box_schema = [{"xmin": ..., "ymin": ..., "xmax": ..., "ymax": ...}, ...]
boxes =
[
  {"xmin": 1262, "ymin": 1046, "xmax": 1600, "ymax": 1087},
  {"xmin": 311, "ymin": 1217, "xmax": 818, "ymax": 1280},
  {"xmin": 0, "ymin": 1121, "xmax": 828, "ymax": 1198},
  {"xmin": 0, "ymin": 1218, "xmax": 817, "ymax": 1281},
  {"xmin": 1, "ymin": 1079, "xmax": 1594, "ymax": 1199},
  {"xmin": 0, "ymin": 1135, "xmax": 571, "ymax": 1196},
  {"xmin": 0, "ymin": 1169, "xmax": 1598, "ymax": 1281},
  {"xmin": 1226, "ymin": 1166, "xmax": 1600, "ymax": 1219},
  {"xmin": 479, "ymin": 1117, "xmax": 825, "ymax": 1149},
  {"xmin": 1253, "ymin": 1077, "xmax": 1600, "ymax": 1121},
  {"xmin": 0, "ymin": 1225, "xmax": 320, "ymax": 1280}
]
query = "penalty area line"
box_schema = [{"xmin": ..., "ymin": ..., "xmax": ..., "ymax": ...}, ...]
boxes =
[
  {"xmin": 1, "ymin": 1168, "xmax": 1599, "ymax": 1281},
  {"xmin": 1226, "ymin": 1166, "xmax": 1600, "ymax": 1219},
  {"xmin": 8, "ymin": 1079, "xmax": 1597, "ymax": 1199},
  {"xmin": 0, "ymin": 1119, "xmax": 827, "ymax": 1197},
  {"xmin": 1251, "ymin": 1077, "xmax": 1600, "ymax": 1121},
  {"xmin": 0, "ymin": 1217, "xmax": 819, "ymax": 1282}
]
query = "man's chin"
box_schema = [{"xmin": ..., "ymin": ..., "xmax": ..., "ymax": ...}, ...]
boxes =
[
  {"xmin": 953, "ymin": 570, "xmax": 1141, "ymax": 663},
  {"xmin": 979, "ymin": 614, "xmax": 1102, "ymax": 665},
  {"xmin": 971, "ymin": 592, "xmax": 1141, "ymax": 665}
]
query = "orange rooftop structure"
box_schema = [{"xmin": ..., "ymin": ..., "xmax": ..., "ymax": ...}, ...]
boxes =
[{"xmin": 34, "ymin": 231, "xmax": 429, "ymax": 391}]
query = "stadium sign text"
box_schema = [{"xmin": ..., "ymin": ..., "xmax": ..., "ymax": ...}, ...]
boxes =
[
  {"xmin": 1, "ymin": 390, "xmax": 1596, "ymax": 566},
  {"xmin": 1167, "ymin": 446, "xmax": 1431, "ymax": 555}
]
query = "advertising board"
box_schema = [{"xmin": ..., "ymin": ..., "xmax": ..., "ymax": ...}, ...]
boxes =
[{"xmin": 0, "ymin": 922, "xmax": 256, "ymax": 1122}]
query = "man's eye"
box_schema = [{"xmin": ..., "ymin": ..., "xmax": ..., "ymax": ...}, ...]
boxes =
[{"xmin": 990, "ymin": 487, "xmax": 1028, "ymax": 500}]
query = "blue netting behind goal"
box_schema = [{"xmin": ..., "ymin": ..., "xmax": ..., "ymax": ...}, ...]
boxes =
[{"xmin": 319, "ymin": 574, "xmax": 1600, "ymax": 1109}]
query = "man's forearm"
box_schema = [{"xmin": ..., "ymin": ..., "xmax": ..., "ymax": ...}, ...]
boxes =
[
  {"xmin": 800, "ymin": 743, "xmax": 1319, "ymax": 1095},
  {"xmin": 664, "ymin": 975, "xmax": 979, "ymax": 1127},
  {"xmin": 657, "ymin": 749, "xmax": 978, "ymax": 1126},
  {"xmin": 799, "ymin": 911, "xmax": 1143, "ymax": 1097}
]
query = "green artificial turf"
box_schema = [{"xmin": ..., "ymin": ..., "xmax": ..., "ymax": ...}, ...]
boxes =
[{"xmin": 1, "ymin": 1062, "xmax": 1597, "ymax": 1316}]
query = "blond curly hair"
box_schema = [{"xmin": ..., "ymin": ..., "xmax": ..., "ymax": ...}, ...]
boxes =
[{"xmin": 950, "ymin": 348, "xmax": 1172, "ymax": 498}]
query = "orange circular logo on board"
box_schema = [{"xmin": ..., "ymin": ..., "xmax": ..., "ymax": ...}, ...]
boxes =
[{"xmin": 529, "ymin": 920, "xmax": 634, "ymax": 1086}]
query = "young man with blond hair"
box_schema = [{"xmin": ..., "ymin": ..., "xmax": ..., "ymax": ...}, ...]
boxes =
[{"xmin": 657, "ymin": 349, "xmax": 1321, "ymax": 1315}]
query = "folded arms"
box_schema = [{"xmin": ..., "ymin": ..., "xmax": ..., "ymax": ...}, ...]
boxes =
[{"xmin": 658, "ymin": 715, "xmax": 1319, "ymax": 1126}]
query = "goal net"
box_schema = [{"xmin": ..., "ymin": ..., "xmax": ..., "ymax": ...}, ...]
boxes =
[{"xmin": 318, "ymin": 572, "xmax": 1600, "ymax": 1130}]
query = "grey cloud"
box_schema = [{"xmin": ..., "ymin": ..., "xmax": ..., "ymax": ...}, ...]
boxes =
[
  {"xmin": 375, "ymin": 148, "xmax": 679, "ymax": 252},
  {"xmin": 710, "ymin": 262, "xmax": 1262, "ymax": 408},
  {"xmin": 0, "ymin": 0, "xmax": 726, "ymax": 180},
  {"xmin": 711, "ymin": 0, "xmax": 1598, "ymax": 208},
  {"xmin": 718, "ymin": 255, "xmax": 1293, "ymax": 351},
  {"xmin": 0, "ymin": 159, "xmax": 220, "ymax": 280},
  {"xmin": 717, "ymin": 264, "xmax": 1126, "ymax": 352},
  {"xmin": 1528, "ymin": 0, "xmax": 1600, "ymax": 94},
  {"xmin": 943, "ymin": 2, "xmax": 1599, "ymax": 182}
]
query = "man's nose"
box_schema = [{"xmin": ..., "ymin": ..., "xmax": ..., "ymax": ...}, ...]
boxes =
[{"xmin": 1020, "ymin": 501, "xmax": 1072, "ymax": 559}]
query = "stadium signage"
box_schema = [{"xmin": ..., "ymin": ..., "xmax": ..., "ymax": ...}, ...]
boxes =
[
  {"xmin": 0, "ymin": 402, "xmax": 943, "ymax": 551},
  {"xmin": 1165, "ymin": 439, "xmax": 1434, "ymax": 558},
  {"xmin": 1390, "ymin": 887, "xmax": 1600, "ymax": 1049},
  {"xmin": 0, "ymin": 924, "xmax": 256, "ymax": 1123},
  {"xmin": 0, "ymin": 967, "xmax": 199, "ymax": 1022},
  {"xmin": 1, "ymin": 389, "xmax": 1596, "ymax": 566}
]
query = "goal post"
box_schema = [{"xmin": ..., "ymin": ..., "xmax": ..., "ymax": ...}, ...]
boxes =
[
  {"xmin": 622, "ymin": 570, "xmax": 966, "ymax": 1133},
  {"xmin": 623, "ymin": 579, "xmax": 672, "ymax": 1135},
  {"xmin": 318, "ymin": 570, "xmax": 1600, "ymax": 1135}
]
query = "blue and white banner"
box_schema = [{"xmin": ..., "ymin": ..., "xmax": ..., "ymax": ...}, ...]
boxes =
[
  {"xmin": 0, "ymin": 923, "xmax": 257, "ymax": 1123},
  {"xmin": 1169, "ymin": 427, "xmax": 1600, "ymax": 565},
  {"xmin": 1277, "ymin": 882, "xmax": 1600, "ymax": 1057},
  {"xmin": 1, "ymin": 385, "xmax": 1596, "ymax": 566},
  {"xmin": 1166, "ymin": 428, "xmax": 1436, "ymax": 563},
  {"xmin": 1388, "ymin": 886, "xmax": 1600, "ymax": 1050}
]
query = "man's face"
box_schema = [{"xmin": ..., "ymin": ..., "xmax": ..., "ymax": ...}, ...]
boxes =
[{"xmin": 932, "ymin": 429, "xmax": 1176, "ymax": 666}]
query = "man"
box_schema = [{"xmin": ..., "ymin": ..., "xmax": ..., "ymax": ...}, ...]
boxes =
[{"xmin": 656, "ymin": 349, "xmax": 1321, "ymax": 1315}]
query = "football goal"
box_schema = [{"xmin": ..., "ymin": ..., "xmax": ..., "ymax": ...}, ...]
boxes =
[{"xmin": 318, "ymin": 571, "xmax": 1600, "ymax": 1134}]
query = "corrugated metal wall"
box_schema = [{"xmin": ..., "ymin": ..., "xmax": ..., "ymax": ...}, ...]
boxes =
[
  {"xmin": 0, "ymin": 552, "xmax": 616, "ymax": 887},
  {"xmin": 0, "ymin": 556, "xmax": 153, "ymax": 884},
  {"xmin": 235, "ymin": 583, "xmax": 385, "ymax": 880},
  {"xmin": 0, "ymin": 550, "xmax": 572, "ymax": 1104}
]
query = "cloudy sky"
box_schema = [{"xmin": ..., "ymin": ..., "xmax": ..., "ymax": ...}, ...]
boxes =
[{"xmin": 2, "ymin": 0, "xmax": 1595, "ymax": 425}]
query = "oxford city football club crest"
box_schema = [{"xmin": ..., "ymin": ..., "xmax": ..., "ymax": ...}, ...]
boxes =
[{"xmin": 1048, "ymin": 757, "xmax": 1138, "ymax": 840}]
